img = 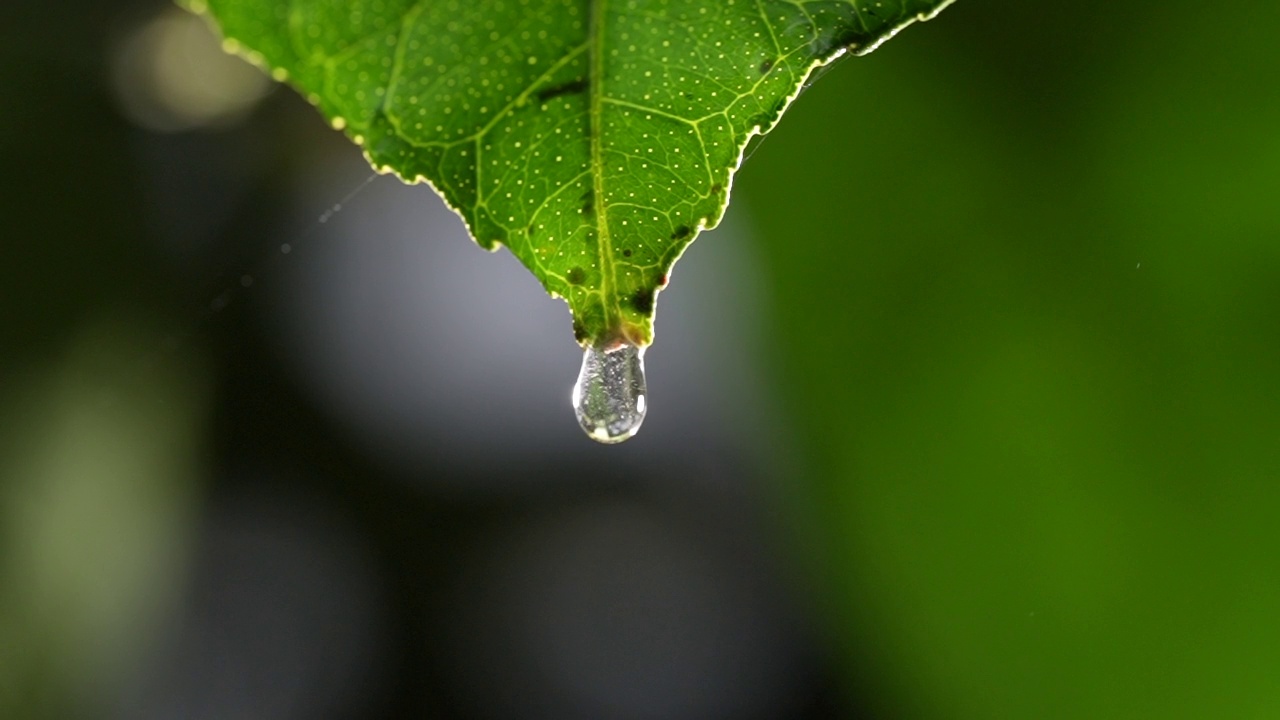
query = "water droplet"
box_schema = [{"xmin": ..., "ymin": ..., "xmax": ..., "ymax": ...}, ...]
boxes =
[{"xmin": 572, "ymin": 343, "xmax": 647, "ymax": 444}]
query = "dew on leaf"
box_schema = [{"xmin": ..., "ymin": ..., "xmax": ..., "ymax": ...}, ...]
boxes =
[
  {"xmin": 192, "ymin": 0, "xmax": 954, "ymax": 443},
  {"xmin": 572, "ymin": 343, "xmax": 647, "ymax": 444}
]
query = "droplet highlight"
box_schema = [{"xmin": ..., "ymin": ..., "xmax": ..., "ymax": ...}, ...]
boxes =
[{"xmin": 572, "ymin": 343, "xmax": 647, "ymax": 444}]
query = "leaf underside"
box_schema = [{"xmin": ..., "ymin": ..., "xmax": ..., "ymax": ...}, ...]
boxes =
[{"xmin": 188, "ymin": 0, "xmax": 953, "ymax": 347}]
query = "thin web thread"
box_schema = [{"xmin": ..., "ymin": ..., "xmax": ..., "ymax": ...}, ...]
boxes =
[{"xmin": 151, "ymin": 170, "xmax": 382, "ymax": 368}]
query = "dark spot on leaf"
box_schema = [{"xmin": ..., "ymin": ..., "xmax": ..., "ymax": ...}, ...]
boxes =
[
  {"xmin": 630, "ymin": 288, "xmax": 655, "ymax": 314},
  {"xmin": 812, "ymin": 28, "xmax": 864, "ymax": 58},
  {"xmin": 711, "ymin": 183, "xmax": 723, "ymax": 196},
  {"xmin": 527, "ymin": 222, "xmax": 536, "ymax": 236},
  {"xmin": 670, "ymin": 225, "xmax": 691, "ymax": 240},
  {"xmin": 581, "ymin": 188, "xmax": 594, "ymax": 216},
  {"xmin": 567, "ymin": 266, "xmax": 586, "ymax": 285},
  {"xmin": 622, "ymin": 249, "xmax": 632, "ymax": 257},
  {"xmin": 536, "ymin": 77, "xmax": 588, "ymax": 102},
  {"xmin": 753, "ymin": 97, "xmax": 788, "ymax": 128},
  {"xmin": 759, "ymin": 58, "xmax": 774, "ymax": 74},
  {"xmin": 655, "ymin": 273, "xmax": 668, "ymax": 287},
  {"xmin": 572, "ymin": 318, "xmax": 588, "ymax": 343}
]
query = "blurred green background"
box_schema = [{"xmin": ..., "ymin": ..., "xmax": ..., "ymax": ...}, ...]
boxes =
[
  {"xmin": 4, "ymin": 1, "xmax": 1280, "ymax": 718},
  {"xmin": 742, "ymin": 3, "xmax": 1280, "ymax": 717}
]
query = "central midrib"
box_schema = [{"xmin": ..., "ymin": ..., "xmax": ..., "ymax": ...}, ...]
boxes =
[{"xmin": 588, "ymin": 0, "xmax": 619, "ymax": 342}]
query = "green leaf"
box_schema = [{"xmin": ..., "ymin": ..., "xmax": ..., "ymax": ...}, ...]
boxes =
[{"xmin": 186, "ymin": 0, "xmax": 953, "ymax": 347}]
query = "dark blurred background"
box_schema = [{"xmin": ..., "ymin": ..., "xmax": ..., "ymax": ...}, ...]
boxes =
[{"xmin": 4, "ymin": 1, "xmax": 1280, "ymax": 718}]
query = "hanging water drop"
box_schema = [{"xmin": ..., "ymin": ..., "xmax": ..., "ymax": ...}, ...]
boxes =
[{"xmin": 572, "ymin": 343, "xmax": 647, "ymax": 443}]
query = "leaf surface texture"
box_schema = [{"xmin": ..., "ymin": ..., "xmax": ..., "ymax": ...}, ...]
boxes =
[{"xmin": 191, "ymin": 0, "xmax": 952, "ymax": 345}]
